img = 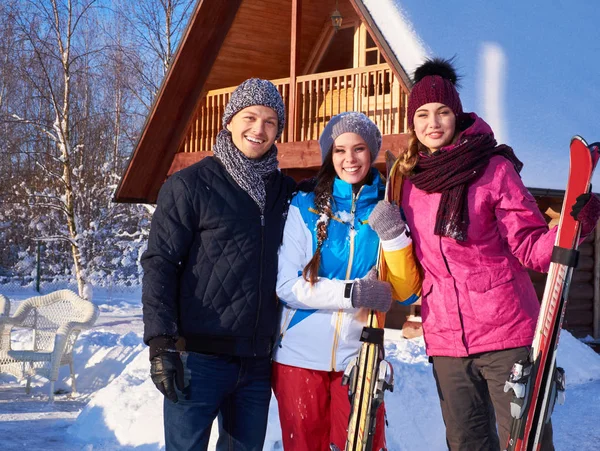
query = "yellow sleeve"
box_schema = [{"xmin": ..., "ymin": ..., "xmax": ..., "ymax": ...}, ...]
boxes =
[{"xmin": 383, "ymin": 243, "xmax": 421, "ymax": 305}]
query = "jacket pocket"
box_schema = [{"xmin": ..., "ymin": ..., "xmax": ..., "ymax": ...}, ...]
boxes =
[
  {"xmin": 465, "ymin": 269, "xmax": 514, "ymax": 293},
  {"xmin": 464, "ymin": 267, "xmax": 517, "ymax": 324}
]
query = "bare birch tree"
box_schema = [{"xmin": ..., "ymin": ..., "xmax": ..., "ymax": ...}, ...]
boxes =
[
  {"xmin": 8, "ymin": 0, "xmax": 103, "ymax": 296},
  {"xmin": 0, "ymin": 1, "xmax": 194, "ymax": 290}
]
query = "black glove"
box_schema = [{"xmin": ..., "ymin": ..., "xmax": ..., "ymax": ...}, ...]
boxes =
[
  {"xmin": 151, "ymin": 352, "xmax": 184, "ymax": 403},
  {"xmin": 570, "ymin": 192, "xmax": 600, "ymax": 236},
  {"xmin": 570, "ymin": 193, "xmax": 591, "ymax": 219}
]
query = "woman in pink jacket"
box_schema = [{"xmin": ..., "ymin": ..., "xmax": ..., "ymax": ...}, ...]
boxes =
[{"xmin": 371, "ymin": 58, "xmax": 600, "ymax": 450}]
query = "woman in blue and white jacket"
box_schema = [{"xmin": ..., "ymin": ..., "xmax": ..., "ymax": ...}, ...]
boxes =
[{"xmin": 272, "ymin": 112, "xmax": 421, "ymax": 451}]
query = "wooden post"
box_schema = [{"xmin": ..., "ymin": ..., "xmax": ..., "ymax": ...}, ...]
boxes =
[
  {"xmin": 288, "ymin": 0, "xmax": 301, "ymax": 141},
  {"xmin": 594, "ymin": 222, "xmax": 600, "ymax": 338}
]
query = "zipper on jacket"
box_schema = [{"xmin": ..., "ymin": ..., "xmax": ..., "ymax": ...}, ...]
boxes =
[
  {"xmin": 252, "ymin": 213, "xmax": 265, "ymax": 356},
  {"xmin": 330, "ymin": 188, "xmax": 363, "ymax": 371},
  {"xmin": 345, "ymin": 193, "xmax": 359, "ymax": 278}
]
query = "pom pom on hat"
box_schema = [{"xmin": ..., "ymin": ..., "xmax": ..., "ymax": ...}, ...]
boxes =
[
  {"xmin": 222, "ymin": 78, "xmax": 286, "ymax": 140},
  {"xmin": 413, "ymin": 58, "xmax": 460, "ymax": 85},
  {"xmin": 407, "ymin": 57, "xmax": 463, "ymax": 129}
]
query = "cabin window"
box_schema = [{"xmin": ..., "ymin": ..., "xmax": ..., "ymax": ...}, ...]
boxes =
[{"xmin": 365, "ymin": 31, "xmax": 386, "ymax": 66}]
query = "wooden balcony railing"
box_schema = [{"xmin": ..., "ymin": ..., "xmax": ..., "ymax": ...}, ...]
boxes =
[{"xmin": 180, "ymin": 63, "xmax": 409, "ymax": 153}]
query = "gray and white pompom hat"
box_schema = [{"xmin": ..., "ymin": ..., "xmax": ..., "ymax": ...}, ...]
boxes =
[
  {"xmin": 319, "ymin": 112, "xmax": 382, "ymax": 163},
  {"xmin": 222, "ymin": 78, "xmax": 286, "ymax": 140}
]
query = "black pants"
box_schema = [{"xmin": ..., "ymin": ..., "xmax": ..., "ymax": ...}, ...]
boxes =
[{"xmin": 431, "ymin": 347, "xmax": 554, "ymax": 451}]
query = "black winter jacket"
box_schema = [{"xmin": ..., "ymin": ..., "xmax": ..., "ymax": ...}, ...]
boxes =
[{"xmin": 141, "ymin": 157, "xmax": 295, "ymax": 357}]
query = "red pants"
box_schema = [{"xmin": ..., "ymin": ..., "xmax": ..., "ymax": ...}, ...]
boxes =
[{"xmin": 272, "ymin": 362, "xmax": 386, "ymax": 451}]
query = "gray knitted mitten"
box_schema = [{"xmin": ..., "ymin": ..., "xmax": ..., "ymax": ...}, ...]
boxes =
[
  {"xmin": 352, "ymin": 268, "xmax": 392, "ymax": 312},
  {"xmin": 368, "ymin": 201, "xmax": 406, "ymax": 241}
]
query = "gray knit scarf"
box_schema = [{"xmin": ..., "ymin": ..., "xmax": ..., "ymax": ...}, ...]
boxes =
[{"xmin": 213, "ymin": 129, "xmax": 279, "ymax": 213}]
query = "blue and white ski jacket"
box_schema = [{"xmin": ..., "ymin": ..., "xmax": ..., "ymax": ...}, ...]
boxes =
[{"xmin": 273, "ymin": 169, "xmax": 421, "ymax": 372}]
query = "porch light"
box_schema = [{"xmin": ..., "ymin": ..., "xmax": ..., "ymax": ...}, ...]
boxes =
[{"xmin": 331, "ymin": 1, "xmax": 343, "ymax": 32}]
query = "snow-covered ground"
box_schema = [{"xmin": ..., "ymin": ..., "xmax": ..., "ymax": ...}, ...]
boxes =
[{"xmin": 1, "ymin": 288, "xmax": 600, "ymax": 450}]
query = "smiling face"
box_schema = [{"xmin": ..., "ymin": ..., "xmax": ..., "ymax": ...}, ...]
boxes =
[
  {"xmin": 331, "ymin": 132, "xmax": 372, "ymax": 185},
  {"xmin": 226, "ymin": 105, "xmax": 278, "ymax": 159},
  {"xmin": 413, "ymin": 102, "xmax": 458, "ymax": 152}
]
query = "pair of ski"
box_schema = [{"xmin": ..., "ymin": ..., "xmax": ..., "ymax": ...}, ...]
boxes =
[
  {"xmin": 505, "ymin": 136, "xmax": 600, "ymax": 450},
  {"xmin": 331, "ymin": 151, "xmax": 403, "ymax": 451}
]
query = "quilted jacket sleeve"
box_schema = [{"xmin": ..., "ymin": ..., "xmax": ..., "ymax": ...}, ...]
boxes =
[
  {"xmin": 494, "ymin": 159, "xmax": 557, "ymax": 273},
  {"xmin": 141, "ymin": 174, "xmax": 198, "ymax": 344},
  {"xmin": 276, "ymin": 200, "xmax": 354, "ymax": 311}
]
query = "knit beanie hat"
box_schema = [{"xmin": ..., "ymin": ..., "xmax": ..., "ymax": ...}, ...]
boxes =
[
  {"xmin": 319, "ymin": 112, "xmax": 382, "ymax": 163},
  {"xmin": 407, "ymin": 58, "xmax": 463, "ymax": 129},
  {"xmin": 222, "ymin": 78, "xmax": 286, "ymax": 140}
]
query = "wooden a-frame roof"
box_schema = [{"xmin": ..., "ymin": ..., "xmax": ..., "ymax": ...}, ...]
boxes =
[{"xmin": 115, "ymin": 0, "xmax": 415, "ymax": 203}]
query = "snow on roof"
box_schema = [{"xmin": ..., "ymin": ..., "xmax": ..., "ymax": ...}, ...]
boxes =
[{"xmin": 362, "ymin": 0, "xmax": 430, "ymax": 77}]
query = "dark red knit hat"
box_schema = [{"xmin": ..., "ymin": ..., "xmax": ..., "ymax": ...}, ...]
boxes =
[{"xmin": 407, "ymin": 58, "xmax": 463, "ymax": 129}]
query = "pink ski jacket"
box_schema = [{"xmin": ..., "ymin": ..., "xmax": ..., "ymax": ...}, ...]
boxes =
[{"xmin": 402, "ymin": 114, "xmax": 557, "ymax": 357}]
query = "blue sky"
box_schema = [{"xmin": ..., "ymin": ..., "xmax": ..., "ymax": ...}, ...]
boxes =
[{"xmin": 396, "ymin": 0, "xmax": 600, "ymax": 189}]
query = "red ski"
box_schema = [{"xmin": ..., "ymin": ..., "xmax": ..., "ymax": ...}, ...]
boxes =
[{"xmin": 505, "ymin": 136, "xmax": 600, "ymax": 450}]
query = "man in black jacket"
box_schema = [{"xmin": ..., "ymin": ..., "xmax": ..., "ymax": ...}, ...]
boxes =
[{"xmin": 141, "ymin": 78, "xmax": 296, "ymax": 451}]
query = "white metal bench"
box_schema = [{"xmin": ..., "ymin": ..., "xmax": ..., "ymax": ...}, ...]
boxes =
[{"xmin": 0, "ymin": 289, "xmax": 99, "ymax": 401}]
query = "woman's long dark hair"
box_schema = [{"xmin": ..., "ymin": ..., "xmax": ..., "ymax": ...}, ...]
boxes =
[{"xmin": 302, "ymin": 151, "xmax": 336, "ymax": 285}]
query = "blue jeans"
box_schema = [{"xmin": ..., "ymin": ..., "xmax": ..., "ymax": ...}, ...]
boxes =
[{"xmin": 164, "ymin": 352, "xmax": 272, "ymax": 451}]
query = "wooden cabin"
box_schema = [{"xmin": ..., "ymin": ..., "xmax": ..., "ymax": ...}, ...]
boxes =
[
  {"xmin": 114, "ymin": 0, "xmax": 600, "ymax": 343},
  {"xmin": 114, "ymin": 0, "xmax": 418, "ymax": 204}
]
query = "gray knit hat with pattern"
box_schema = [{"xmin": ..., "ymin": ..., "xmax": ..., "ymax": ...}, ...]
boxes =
[
  {"xmin": 319, "ymin": 112, "xmax": 382, "ymax": 163},
  {"xmin": 222, "ymin": 78, "xmax": 286, "ymax": 140}
]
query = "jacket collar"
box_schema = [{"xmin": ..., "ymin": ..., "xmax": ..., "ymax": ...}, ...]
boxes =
[
  {"xmin": 332, "ymin": 168, "xmax": 383, "ymax": 209},
  {"xmin": 436, "ymin": 112, "xmax": 495, "ymax": 154}
]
